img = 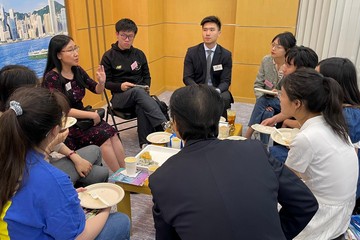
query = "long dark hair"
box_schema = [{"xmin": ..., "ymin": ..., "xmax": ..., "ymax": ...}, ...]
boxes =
[
  {"xmin": 43, "ymin": 34, "xmax": 88, "ymax": 94},
  {"xmin": 0, "ymin": 65, "xmax": 39, "ymax": 111},
  {"xmin": 43, "ymin": 34, "xmax": 72, "ymax": 80},
  {"xmin": 170, "ymin": 85, "xmax": 223, "ymax": 141},
  {"xmin": 0, "ymin": 87, "xmax": 69, "ymax": 211},
  {"xmin": 282, "ymin": 68, "xmax": 350, "ymax": 143},
  {"xmin": 318, "ymin": 57, "xmax": 360, "ymax": 106}
]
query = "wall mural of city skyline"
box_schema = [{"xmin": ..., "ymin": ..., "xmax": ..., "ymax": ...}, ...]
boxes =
[{"xmin": 0, "ymin": 0, "xmax": 66, "ymax": 77}]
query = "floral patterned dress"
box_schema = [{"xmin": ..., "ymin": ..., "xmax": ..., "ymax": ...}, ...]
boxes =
[{"xmin": 43, "ymin": 66, "xmax": 117, "ymax": 150}]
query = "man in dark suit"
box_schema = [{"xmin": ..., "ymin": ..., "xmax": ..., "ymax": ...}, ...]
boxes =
[
  {"xmin": 149, "ymin": 85, "xmax": 318, "ymax": 240},
  {"xmin": 183, "ymin": 15, "xmax": 233, "ymax": 118}
]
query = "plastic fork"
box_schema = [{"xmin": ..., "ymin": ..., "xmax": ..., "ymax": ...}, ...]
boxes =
[
  {"xmin": 87, "ymin": 191, "xmax": 111, "ymax": 206},
  {"xmin": 273, "ymin": 127, "xmax": 287, "ymax": 142}
]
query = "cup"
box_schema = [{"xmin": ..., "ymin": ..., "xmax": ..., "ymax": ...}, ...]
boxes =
[
  {"xmin": 218, "ymin": 122, "xmax": 230, "ymax": 139},
  {"xmin": 124, "ymin": 157, "xmax": 137, "ymax": 176},
  {"xmin": 148, "ymin": 164, "xmax": 159, "ymax": 175},
  {"xmin": 227, "ymin": 109, "xmax": 236, "ymax": 126},
  {"xmin": 171, "ymin": 137, "xmax": 182, "ymax": 149}
]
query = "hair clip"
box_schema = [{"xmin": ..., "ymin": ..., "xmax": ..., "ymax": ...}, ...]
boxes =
[{"xmin": 9, "ymin": 101, "xmax": 23, "ymax": 116}]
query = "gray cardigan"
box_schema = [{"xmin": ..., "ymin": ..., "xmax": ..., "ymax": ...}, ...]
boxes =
[{"xmin": 253, "ymin": 55, "xmax": 284, "ymax": 98}]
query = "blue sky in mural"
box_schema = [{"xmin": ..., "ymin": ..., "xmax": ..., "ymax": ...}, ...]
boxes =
[
  {"xmin": 0, "ymin": 1, "xmax": 64, "ymax": 13},
  {"xmin": 0, "ymin": 0, "xmax": 67, "ymax": 77}
]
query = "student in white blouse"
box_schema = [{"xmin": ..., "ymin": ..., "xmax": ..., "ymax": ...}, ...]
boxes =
[{"xmin": 280, "ymin": 68, "xmax": 358, "ymax": 240}]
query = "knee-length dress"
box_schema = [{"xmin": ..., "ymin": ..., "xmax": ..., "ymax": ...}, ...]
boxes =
[{"xmin": 43, "ymin": 66, "xmax": 117, "ymax": 150}]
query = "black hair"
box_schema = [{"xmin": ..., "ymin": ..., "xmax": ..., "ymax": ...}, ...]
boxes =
[
  {"xmin": 42, "ymin": 34, "xmax": 88, "ymax": 100},
  {"xmin": 200, "ymin": 16, "xmax": 221, "ymax": 31},
  {"xmin": 285, "ymin": 46, "xmax": 318, "ymax": 69},
  {"xmin": 0, "ymin": 87, "xmax": 69, "ymax": 212},
  {"xmin": 170, "ymin": 85, "xmax": 223, "ymax": 141},
  {"xmin": 0, "ymin": 65, "xmax": 39, "ymax": 112},
  {"xmin": 318, "ymin": 57, "xmax": 360, "ymax": 106},
  {"xmin": 115, "ymin": 18, "xmax": 138, "ymax": 35},
  {"xmin": 43, "ymin": 34, "xmax": 72, "ymax": 81},
  {"xmin": 272, "ymin": 32, "xmax": 296, "ymax": 51},
  {"xmin": 282, "ymin": 68, "xmax": 349, "ymax": 143}
]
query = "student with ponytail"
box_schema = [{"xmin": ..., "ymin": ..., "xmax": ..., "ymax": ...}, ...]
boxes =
[
  {"xmin": 280, "ymin": 68, "xmax": 358, "ymax": 240},
  {"xmin": 0, "ymin": 87, "xmax": 130, "ymax": 239}
]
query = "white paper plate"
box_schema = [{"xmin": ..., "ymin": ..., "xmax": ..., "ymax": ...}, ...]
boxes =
[
  {"xmin": 251, "ymin": 124, "xmax": 275, "ymax": 134},
  {"xmin": 62, "ymin": 117, "xmax": 77, "ymax": 129},
  {"xmin": 78, "ymin": 183, "xmax": 124, "ymax": 209},
  {"xmin": 226, "ymin": 136, "xmax": 247, "ymax": 141},
  {"xmin": 146, "ymin": 132, "xmax": 172, "ymax": 144},
  {"xmin": 136, "ymin": 145, "xmax": 180, "ymax": 170},
  {"xmin": 254, "ymin": 88, "xmax": 278, "ymax": 96},
  {"xmin": 270, "ymin": 128, "xmax": 300, "ymax": 146}
]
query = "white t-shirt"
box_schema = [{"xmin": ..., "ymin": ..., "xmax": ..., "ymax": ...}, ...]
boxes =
[{"xmin": 286, "ymin": 115, "xmax": 358, "ymax": 239}]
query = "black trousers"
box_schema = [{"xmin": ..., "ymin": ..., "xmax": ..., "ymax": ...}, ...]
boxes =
[{"xmin": 111, "ymin": 88, "xmax": 167, "ymax": 146}]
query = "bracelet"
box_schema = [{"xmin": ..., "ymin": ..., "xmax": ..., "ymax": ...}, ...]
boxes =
[{"xmin": 67, "ymin": 150, "xmax": 76, "ymax": 158}]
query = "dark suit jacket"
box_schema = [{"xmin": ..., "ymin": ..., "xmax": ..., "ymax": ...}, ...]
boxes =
[
  {"xmin": 183, "ymin": 43, "xmax": 232, "ymax": 93},
  {"xmin": 149, "ymin": 139, "xmax": 318, "ymax": 240}
]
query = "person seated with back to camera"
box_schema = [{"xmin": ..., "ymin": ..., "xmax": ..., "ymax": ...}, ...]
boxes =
[
  {"xmin": 183, "ymin": 15, "xmax": 233, "ymax": 119},
  {"xmin": 43, "ymin": 34, "xmax": 125, "ymax": 172},
  {"xmin": 0, "ymin": 87, "xmax": 130, "ymax": 239},
  {"xmin": 149, "ymin": 84, "xmax": 318, "ymax": 240},
  {"xmin": 101, "ymin": 18, "xmax": 169, "ymax": 148},
  {"xmin": 0, "ymin": 64, "xmax": 109, "ymax": 187},
  {"xmin": 244, "ymin": 32, "xmax": 296, "ymax": 144}
]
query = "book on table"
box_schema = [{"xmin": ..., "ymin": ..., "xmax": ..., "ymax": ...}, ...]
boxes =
[{"xmin": 109, "ymin": 168, "xmax": 149, "ymax": 186}]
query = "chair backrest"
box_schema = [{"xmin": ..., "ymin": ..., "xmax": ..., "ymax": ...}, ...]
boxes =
[{"xmin": 103, "ymin": 90, "xmax": 137, "ymax": 136}]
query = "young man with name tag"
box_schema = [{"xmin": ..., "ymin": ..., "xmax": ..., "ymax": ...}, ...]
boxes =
[
  {"xmin": 183, "ymin": 15, "xmax": 233, "ymax": 119},
  {"xmin": 101, "ymin": 18, "xmax": 169, "ymax": 148}
]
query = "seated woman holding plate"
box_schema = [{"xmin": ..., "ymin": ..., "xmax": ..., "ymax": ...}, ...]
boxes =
[
  {"xmin": 0, "ymin": 65, "xmax": 109, "ymax": 187},
  {"xmin": 244, "ymin": 32, "xmax": 296, "ymax": 144},
  {"xmin": 281, "ymin": 68, "xmax": 357, "ymax": 239},
  {"xmin": 0, "ymin": 87, "xmax": 130, "ymax": 239}
]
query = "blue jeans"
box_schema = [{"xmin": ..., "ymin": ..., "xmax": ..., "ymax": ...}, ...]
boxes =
[
  {"xmin": 248, "ymin": 95, "xmax": 281, "ymax": 144},
  {"xmin": 269, "ymin": 145, "xmax": 289, "ymax": 163},
  {"xmin": 95, "ymin": 212, "xmax": 130, "ymax": 240}
]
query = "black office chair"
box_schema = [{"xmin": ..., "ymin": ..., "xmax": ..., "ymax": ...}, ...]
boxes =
[{"xmin": 104, "ymin": 90, "xmax": 137, "ymax": 140}]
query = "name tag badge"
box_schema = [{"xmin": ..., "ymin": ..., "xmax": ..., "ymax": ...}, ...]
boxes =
[
  {"xmin": 65, "ymin": 82, "xmax": 72, "ymax": 91},
  {"xmin": 213, "ymin": 64, "xmax": 223, "ymax": 71},
  {"xmin": 264, "ymin": 79, "xmax": 274, "ymax": 88},
  {"xmin": 131, "ymin": 61, "xmax": 138, "ymax": 70}
]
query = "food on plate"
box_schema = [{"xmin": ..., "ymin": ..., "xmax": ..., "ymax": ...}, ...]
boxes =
[{"xmin": 138, "ymin": 151, "xmax": 158, "ymax": 166}]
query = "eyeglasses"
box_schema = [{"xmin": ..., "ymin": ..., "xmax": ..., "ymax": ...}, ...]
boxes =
[
  {"xmin": 61, "ymin": 45, "xmax": 80, "ymax": 54},
  {"xmin": 119, "ymin": 33, "xmax": 135, "ymax": 40},
  {"xmin": 270, "ymin": 43, "xmax": 284, "ymax": 50}
]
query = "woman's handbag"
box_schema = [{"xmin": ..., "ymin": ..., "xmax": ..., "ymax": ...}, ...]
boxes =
[{"xmin": 75, "ymin": 106, "xmax": 105, "ymax": 130}]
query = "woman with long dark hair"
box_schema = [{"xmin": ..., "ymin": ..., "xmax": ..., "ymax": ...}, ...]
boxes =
[
  {"xmin": 0, "ymin": 87, "xmax": 130, "ymax": 239},
  {"xmin": 281, "ymin": 68, "xmax": 358, "ymax": 239},
  {"xmin": 42, "ymin": 34, "xmax": 125, "ymax": 172}
]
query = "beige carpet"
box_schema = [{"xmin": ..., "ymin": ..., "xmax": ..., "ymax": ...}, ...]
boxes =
[{"xmin": 106, "ymin": 91, "xmax": 254, "ymax": 239}]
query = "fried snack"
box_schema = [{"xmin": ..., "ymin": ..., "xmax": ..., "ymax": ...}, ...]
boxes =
[
  {"xmin": 140, "ymin": 151, "xmax": 152, "ymax": 161},
  {"xmin": 138, "ymin": 151, "xmax": 156, "ymax": 166}
]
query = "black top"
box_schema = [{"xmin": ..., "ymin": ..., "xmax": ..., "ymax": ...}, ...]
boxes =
[
  {"xmin": 101, "ymin": 43, "xmax": 150, "ymax": 94},
  {"xmin": 149, "ymin": 138, "xmax": 318, "ymax": 240}
]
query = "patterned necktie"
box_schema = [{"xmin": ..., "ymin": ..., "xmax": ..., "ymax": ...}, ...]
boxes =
[{"xmin": 206, "ymin": 50, "xmax": 213, "ymax": 86}]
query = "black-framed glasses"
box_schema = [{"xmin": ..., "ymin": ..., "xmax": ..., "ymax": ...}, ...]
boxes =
[
  {"xmin": 61, "ymin": 45, "xmax": 80, "ymax": 54},
  {"xmin": 119, "ymin": 33, "xmax": 135, "ymax": 40}
]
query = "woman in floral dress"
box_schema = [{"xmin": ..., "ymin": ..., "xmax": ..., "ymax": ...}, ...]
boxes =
[{"xmin": 42, "ymin": 34, "xmax": 125, "ymax": 172}]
